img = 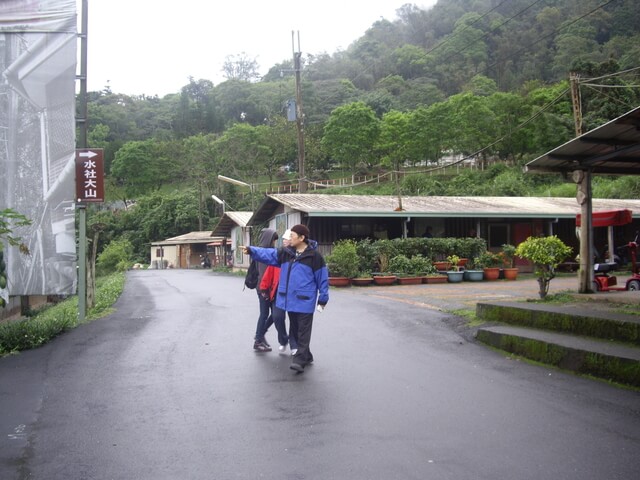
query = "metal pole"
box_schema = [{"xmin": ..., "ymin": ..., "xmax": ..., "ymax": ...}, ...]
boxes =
[
  {"xmin": 293, "ymin": 32, "xmax": 306, "ymax": 193},
  {"xmin": 77, "ymin": 0, "xmax": 89, "ymax": 320}
]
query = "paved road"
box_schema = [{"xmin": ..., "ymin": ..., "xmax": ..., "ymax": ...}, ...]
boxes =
[{"xmin": 1, "ymin": 270, "xmax": 639, "ymax": 480}]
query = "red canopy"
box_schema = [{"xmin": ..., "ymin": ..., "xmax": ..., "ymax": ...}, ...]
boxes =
[{"xmin": 576, "ymin": 209, "xmax": 633, "ymax": 227}]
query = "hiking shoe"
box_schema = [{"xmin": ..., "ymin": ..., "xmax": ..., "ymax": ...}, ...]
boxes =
[
  {"xmin": 263, "ymin": 338, "xmax": 271, "ymax": 348},
  {"xmin": 289, "ymin": 363, "xmax": 304, "ymax": 373},
  {"xmin": 278, "ymin": 344, "xmax": 288, "ymax": 355},
  {"xmin": 253, "ymin": 341, "xmax": 272, "ymax": 352}
]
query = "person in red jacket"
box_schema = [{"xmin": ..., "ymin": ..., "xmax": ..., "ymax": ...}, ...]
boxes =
[{"xmin": 259, "ymin": 229, "xmax": 298, "ymax": 354}]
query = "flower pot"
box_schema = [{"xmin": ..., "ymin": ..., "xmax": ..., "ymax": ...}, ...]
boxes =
[
  {"xmin": 503, "ymin": 267, "xmax": 519, "ymax": 280},
  {"xmin": 373, "ymin": 275, "xmax": 396, "ymax": 285},
  {"xmin": 328, "ymin": 276, "xmax": 351, "ymax": 287},
  {"xmin": 396, "ymin": 276, "xmax": 422, "ymax": 285},
  {"xmin": 483, "ymin": 267, "xmax": 500, "ymax": 281},
  {"xmin": 463, "ymin": 269, "xmax": 484, "ymax": 281},
  {"xmin": 457, "ymin": 258, "xmax": 468, "ymax": 268},
  {"xmin": 351, "ymin": 277, "xmax": 374, "ymax": 286},
  {"xmin": 423, "ymin": 275, "xmax": 447, "ymax": 284},
  {"xmin": 433, "ymin": 261, "xmax": 451, "ymax": 272},
  {"xmin": 446, "ymin": 271, "xmax": 464, "ymax": 283}
]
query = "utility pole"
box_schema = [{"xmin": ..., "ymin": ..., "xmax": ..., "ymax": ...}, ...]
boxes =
[
  {"xmin": 293, "ymin": 31, "xmax": 306, "ymax": 193},
  {"xmin": 570, "ymin": 72, "xmax": 593, "ymax": 293},
  {"xmin": 570, "ymin": 72, "xmax": 582, "ymax": 136}
]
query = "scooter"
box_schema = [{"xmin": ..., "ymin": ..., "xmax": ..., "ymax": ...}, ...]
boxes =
[
  {"xmin": 593, "ymin": 240, "xmax": 640, "ymax": 291},
  {"xmin": 200, "ymin": 254, "xmax": 211, "ymax": 268}
]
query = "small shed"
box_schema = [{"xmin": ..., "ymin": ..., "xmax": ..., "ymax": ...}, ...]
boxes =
[
  {"xmin": 210, "ymin": 212, "xmax": 253, "ymax": 270},
  {"xmin": 150, "ymin": 231, "xmax": 224, "ymax": 269}
]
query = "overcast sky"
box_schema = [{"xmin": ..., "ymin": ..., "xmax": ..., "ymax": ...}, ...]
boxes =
[{"xmin": 79, "ymin": 0, "xmax": 437, "ymax": 96}]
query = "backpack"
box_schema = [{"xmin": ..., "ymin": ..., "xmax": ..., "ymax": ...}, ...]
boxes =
[{"xmin": 244, "ymin": 260, "xmax": 259, "ymax": 290}]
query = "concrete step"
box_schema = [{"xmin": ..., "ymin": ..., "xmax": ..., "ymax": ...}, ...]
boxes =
[
  {"xmin": 476, "ymin": 325, "xmax": 640, "ymax": 387},
  {"xmin": 476, "ymin": 301, "xmax": 640, "ymax": 345}
]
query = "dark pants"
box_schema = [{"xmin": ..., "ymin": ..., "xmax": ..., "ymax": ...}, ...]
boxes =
[
  {"xmin": 254, "ymin": 292, "xmax": 273, "ymax": 342},
  {"xmin": 272, "ymin": 305, "xmax": 298, "ymax": 349},
  {"xmin": 289, "ymin": 311, "xmax": 314, "ymax": 367}
]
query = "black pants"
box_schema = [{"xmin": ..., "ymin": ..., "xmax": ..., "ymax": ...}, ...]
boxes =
[{"xmin": 288, "ymin": 311, "xmax": 314, "ymax": 367}]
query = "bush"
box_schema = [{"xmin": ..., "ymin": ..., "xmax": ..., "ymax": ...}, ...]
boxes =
[
  {"xmin": 389, "ymin": 254, "xmax": 413, "ymax": 275},
  {"xmin": 97, "ymin": 238, "xmax": 134, "ymax": 275},
  {"xmin": 515, "ymin": 235, "xmax": 572, "ymax": 298},
  {"xmin": 0, "ymin": 272, "xmax": 125, "ymax": 355},
  {"xmin": 326, "ymin": 239, "xmax": 360, "ymax": 278}
]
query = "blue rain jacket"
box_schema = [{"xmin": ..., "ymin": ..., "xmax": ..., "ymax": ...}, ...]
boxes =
[{"xmin": 248, "ymin": 240, "xmax": 329, "ymax": 314}]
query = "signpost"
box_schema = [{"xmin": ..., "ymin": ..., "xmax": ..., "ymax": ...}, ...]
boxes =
[{"xmin": 75, "ymin": 148, "xmax": 104, "ymax": 320}]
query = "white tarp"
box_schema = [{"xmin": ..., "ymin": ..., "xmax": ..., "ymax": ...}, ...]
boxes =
[
  {"xmin": 0, "ymin": 0, "xmax": 77, "ymax": 296},
  {"xmin": 0, "ymin": 0, "xmax": 76, "ymax": 33}
]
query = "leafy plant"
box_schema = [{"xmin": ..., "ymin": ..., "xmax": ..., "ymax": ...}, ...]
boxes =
[
  {"xmin": 515, "ymin": 235, "xmax": 573, "ymax": 298},
  {"xmin": 410, "ymin": 254, "xmax": 434, "ymax": 275},
  {"xmin": 501, "ymin": 243, "xmax": 517, "ymax": 268},
  {"xmin": 447, "ymin": 254, "xmax": 461, "ymax": 271},
  {"xmin": 97, "ymin": 238, "xmax": 134, "ymax": 275},
  {"xmin": 389, "ymin": 254, "xmax": 413, "ymax": 276},
  {"xmin": 474, "ymin": 251, "xmax": 502, "ymax": 269},
  {"xmin": 326, "ymin": 239, "xmax": 359, "ymax": 278}
]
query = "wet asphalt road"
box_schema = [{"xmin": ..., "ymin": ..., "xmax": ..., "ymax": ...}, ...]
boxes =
[{"xmin": 1, "ymin": 270, "xmax": 639, "ymax": 480}]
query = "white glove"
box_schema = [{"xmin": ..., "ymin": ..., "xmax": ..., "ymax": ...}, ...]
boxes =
[{"xmin": 316, "ymin": 304, "xmax": 325, "ymax": 313}]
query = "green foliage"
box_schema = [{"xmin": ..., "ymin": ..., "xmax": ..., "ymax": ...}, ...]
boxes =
[
  {"xmin": 389, "ymin": 254, "xmax": 413, "ymax": 275},
  {"xmin": 322, "ymin": 102, "xmax": 380, "ymax": 173},
  {"xmin": 0, "ymin": 208, "xmax": 31, "ymax": 247},
  {"xmin": 0, "ymin": 273, "xmax": 125, "ymax": 355},
  {"xmin": 97, "ymin": 238, "xmax": 134, "ymax": 275},
  {"xmin": 325, "ymin": 239, "xmax": 360, "ymax": 278},
  {"xmin": 515, "ymin": 236, "xmax": 573, "ymax": 298}
]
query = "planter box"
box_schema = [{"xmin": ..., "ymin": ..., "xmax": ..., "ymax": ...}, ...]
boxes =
[
  {"xmin": 483, "ymin": 267, "xmax": 500, "ymax": 281},
  {"xmin": 503, "ymin": 268, "xmax": 518, "ymax": 280},
  {"xmin": 433, "ymin": 261, "xmax": 451, "ymax": 272},
  {"xmin": 446, "ymin": 271, "xmax": 464, "ymax": 283},
  {"xmin": 351, "ymin": 277, "xmax": 374, "ymax": 286},
  {"xmin": 423, "ymin": 275, "xmax": 447, "ymax": 284},
  {"xmin": 396, "ymin": 276, "xmax": 422, "ymax": 285},
  {"xmin": 373, "ymin": 275, "xmax": 397, "ymax": 285},
  {"xmin": 463, "ymin": 270, "xmax": 484, "ymax": 281},
  {"xmin": 328, "ymin": 277, "xmax": 351, "ymax": 287}
]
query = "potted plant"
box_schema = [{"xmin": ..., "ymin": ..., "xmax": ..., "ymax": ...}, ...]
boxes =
[
  {"xmin": 325, "ymin": 239, "xmax": 359, "ymax": 287},
  {"xmin": 463, "ymin": 257, "xmax": 484, "ymax": 281},
  {"xmin": 476, "ymin": 251, "xmax": 501, "ymax": 280},
  {"xmin": 351, "ymin": 271, "xmax": 374, "ymax": 286},
  {"xmin": 445, "ymin": 255, "xmax": 464, "ymax": 283},
  {"xmin": 372, "ymin": 239, "xmax": 398, "ymax": 285},
  {"xmin": 501, "ymin": 243, "xmax": 519, "ymax": 280},
  {"xmin": 389, "ymin": 254, "xmax": 422, "ymax": 285},
  {"xmin": 515, "ymin": 235, "xmax": 572, "ymax": 298}
]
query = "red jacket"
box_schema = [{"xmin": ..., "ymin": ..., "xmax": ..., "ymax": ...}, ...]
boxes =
[{"xmin": 259, "ymin": 265, "xmax": 280, "ymax": 300}]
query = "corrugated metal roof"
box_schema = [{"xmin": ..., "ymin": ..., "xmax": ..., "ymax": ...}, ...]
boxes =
[
  {"xmin": 211, "ymin": 211, "xmax": 252, "ymax": 237},
  {"xmin": 261, "ymin": 194, "xmax": 640, "ymax": 219},
  {"xmin": 151, "ymin": 231, "xmax": 223, "ymax": 246},
  {"xmin": 525, "ymin": 105, "xmax": 640, "ymax": 175}
]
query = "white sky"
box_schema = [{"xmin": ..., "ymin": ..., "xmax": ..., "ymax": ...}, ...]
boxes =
[{"xmin": 79, "ymin": 0, "xmax": 438, "ymax": 96}]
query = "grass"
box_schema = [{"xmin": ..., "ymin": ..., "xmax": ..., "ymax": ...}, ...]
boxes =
[{"xmin": 0, "ymin": 272, "xmax": 125, "ymax": 356}]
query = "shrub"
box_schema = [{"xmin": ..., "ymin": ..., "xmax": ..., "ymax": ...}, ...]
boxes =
[
  {"xmin": 97, "ymin": 238, "xmax": 134, "ymax": 275},
  {"xmin": 326, "ymin": 239, "xmax": 360, "ymax": 278},
  {"xmin": 389, "ymin": 254, "xmax": 413, "ymax": 275},
  {"xmin": 515, "ymin": 235, "xmax": 573, "ymax": 298}
]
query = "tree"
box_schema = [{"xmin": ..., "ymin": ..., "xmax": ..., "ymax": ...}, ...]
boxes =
[
  {"xmin": 321, "ymin": 102, "xmax": 380, "ymax": 175},
  {"xmin": 515, "ymin": 236, "xmax": 573, "ymax": 298},
  {"xmin": 110, "ymin": 140, "xmax": 174, "ymax": 202},
  {"xmin": 221, "ymin": 52, "xmax": 261, "ymax": 82}
]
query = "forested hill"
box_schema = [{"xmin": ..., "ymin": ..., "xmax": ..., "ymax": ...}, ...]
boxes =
[
  {"xmin": 89, "ymin": 0, "xmax": 640, "ymax": 147},
  {"xmin": 86, "ymin": 0, "xmax": 640, "ymax": 263}
]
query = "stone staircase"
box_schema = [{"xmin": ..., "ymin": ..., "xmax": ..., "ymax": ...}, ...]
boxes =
[{"xmin": 475, "ymin": 300, "xmax": 640, "ymax": 387}]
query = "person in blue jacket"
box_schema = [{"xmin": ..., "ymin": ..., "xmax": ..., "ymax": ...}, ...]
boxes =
[{"xmin": 244, "ymin": 224, "xmax": 329, "ymax": 373}]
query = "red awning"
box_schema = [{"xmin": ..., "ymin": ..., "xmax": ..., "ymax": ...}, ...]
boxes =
[{"xmin": 576, "ymin": 209, "xmax": 633, "ymax": 227}]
